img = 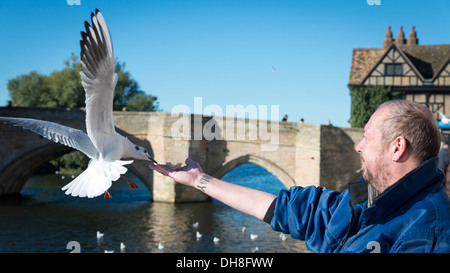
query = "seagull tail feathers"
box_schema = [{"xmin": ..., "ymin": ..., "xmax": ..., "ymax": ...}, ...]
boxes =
[{"xmin": 61, "ymin": 159, "xmax": 133, "ymax": 198}]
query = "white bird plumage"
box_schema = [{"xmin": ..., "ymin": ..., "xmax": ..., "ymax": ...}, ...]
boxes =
[
  {"xmin": 97, "ymin": 230, "xmax": 104, "ymax": 243},
  {"xmin": 436, "ymin": 110, "xmax": 449, "ymax": 124},
  {"xmin": 0, "ymin": 9, "xmax": 156, "ymax": 199}
]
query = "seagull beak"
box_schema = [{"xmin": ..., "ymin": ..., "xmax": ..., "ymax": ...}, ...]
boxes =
[{"xmin": 148, "ymin": 157, "xmax": 158, "ymax": 164}]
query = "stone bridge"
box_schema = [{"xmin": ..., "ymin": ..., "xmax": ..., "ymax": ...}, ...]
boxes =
[{"xmin": 0, "ymin": 107, "xmax": 363, "ymax": 202}]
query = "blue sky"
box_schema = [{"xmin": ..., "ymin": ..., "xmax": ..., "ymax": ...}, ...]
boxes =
[{"xmin": 1, "ymin": 0, "xmax": 449, "ymax": 127}]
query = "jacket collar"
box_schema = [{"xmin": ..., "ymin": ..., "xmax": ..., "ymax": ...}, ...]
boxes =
[
  {"xmin": 348, "ymin": 179, "xmax": 368, "ymax": 207},
  {"xmin": 373, "ymin": 156, "xmax": 444, "ymax": 220},
  {"xmin": 348, "ymin": 157, "xmax": 444, "ymax": 222}
]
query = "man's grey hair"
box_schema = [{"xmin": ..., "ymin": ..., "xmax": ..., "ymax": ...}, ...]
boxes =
[{"xmin": 377, "ymin": 99, "xmax": 441, "ymax": 164}]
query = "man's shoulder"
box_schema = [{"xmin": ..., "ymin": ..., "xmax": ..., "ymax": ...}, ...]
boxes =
[
  {"xmin": 399, "ymin": 189, "xmax": 450, "ymax": 236},
  {"xmin": 389, "ymin": 191, "xmax": 450, "ymax": 252},
  {"xmin": 426, "ymin": 189, "xmax": 450, "ymax": 231}
]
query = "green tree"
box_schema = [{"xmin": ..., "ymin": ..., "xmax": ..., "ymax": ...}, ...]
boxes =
[
  {"xmin": 126, "ymin": 93, "xmax": 159, "ymax": 111},
  {"xmin": 8, "ymin": 71, "xmax": 50, "ymax": 107},
  {"xmin": 49, "ymin": 150, "xmax": 90, "ymax": 176},
  {"xmin": 349, "ymin": 85, "xmax": 404, "ymax": 128},
  {"xmin": 8, "ymin": 53, "xmax": 159, "ymax": 111},
  {"xmin": 46, "ymin": 54, "xmax": 85, "ymax": 108},
  {"xmin": 113, "ymin": 62, "xmax": 159, "ymax": 111}
]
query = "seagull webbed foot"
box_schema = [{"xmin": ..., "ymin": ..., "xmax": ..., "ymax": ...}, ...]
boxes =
[
  {"xmin": 121, "ymin": 175, "xmax": 139, "ymax": 190},
  {"xmin": 104, "ymin": 190, "xmax": 112, "ymax": 199}
]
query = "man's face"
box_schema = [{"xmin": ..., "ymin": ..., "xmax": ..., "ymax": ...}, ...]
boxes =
[{"xmin": 355, "ymin": 108, "xmax": 391, "ymax": 192}]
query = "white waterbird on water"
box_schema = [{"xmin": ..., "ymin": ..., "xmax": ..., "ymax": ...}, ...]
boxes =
[
  {"xmin": 97, "ymin": 231, "xmax": 104, "ymax": 244},
  {"xmin": 0, "ymin": 9, "xmax": 156, "ymax": 198}
]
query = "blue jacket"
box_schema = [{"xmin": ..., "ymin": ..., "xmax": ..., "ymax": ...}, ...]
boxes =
[{"xmin": 270, "ymin": 157, "xmax": 450, "ymax": 253}]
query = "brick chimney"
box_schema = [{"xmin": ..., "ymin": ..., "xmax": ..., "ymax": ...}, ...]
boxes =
[
  {"xmin": 384, "ymin": 26, "xmax": 393, "ymax": 47},
  {"xmin": 396, "ymin": 26, "xmax": 406, "ymax": 45},
  {"xmin": 407, "ymin": 26, "xmax": 418, "ymax": 45}
]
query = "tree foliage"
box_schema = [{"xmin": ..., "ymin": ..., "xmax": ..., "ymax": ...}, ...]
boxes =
[
  {"xmin": 8, "ymin": 53, "xmax": 159, "ymax": 111},
  {"xmin": 349, "ymin": 85, "xmax": 405, "ymax": 128},
  {"xmin": 49, "ymin": 150, "xmax": 90, "ymax": 176}
]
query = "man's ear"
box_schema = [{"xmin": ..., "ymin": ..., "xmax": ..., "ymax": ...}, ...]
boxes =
[{"xmin": 392, "ymin": 136, "xmax": 408, "ymax": 162}]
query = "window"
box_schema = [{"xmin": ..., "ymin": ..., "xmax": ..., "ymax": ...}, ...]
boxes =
[{"xmin": 385, "ymin": 63, "xmax": 403, "ymax": 76}]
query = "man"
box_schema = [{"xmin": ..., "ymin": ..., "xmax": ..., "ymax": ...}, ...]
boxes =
[{"xmin": 149, "ymin": 100, "xmax": 450, "ymax": 253}]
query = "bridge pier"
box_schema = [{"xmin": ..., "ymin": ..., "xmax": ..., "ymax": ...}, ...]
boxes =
[{"xmin": 0, "ymin": 107, "xmax": 363, "ymax": 202}]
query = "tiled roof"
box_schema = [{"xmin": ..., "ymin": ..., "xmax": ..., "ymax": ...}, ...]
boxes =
[
  {"xmin": 401, "ymin": 44, "xmax": 450, "ymax": 80},
  {"xmin": 349, "ymin": 44, "xmax": 450, "ymax": 85},
  {"xmin": 349, "ymin": 47, "xmax": 385, "ymax": 85}
]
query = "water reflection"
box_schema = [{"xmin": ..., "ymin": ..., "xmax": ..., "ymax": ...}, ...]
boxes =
[{"xmin": 0, "ymin": 164, "xmax": 310, "ymax": 253}]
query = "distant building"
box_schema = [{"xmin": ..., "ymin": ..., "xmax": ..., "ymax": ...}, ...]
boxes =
[{"xmin": 349, "ymin": 26, "xmax": 450, "ymax": 131}]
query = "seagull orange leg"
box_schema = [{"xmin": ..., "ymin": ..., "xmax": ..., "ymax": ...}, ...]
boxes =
[
  {"xmin": 104, "ymin": 190, "xmax": 112, "ymax": 199},
  {"xmin": 121, "ymin": 175, "xmax": 139, "ymax": 190}
]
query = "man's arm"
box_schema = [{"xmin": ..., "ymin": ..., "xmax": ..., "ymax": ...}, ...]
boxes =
[{"xmin": 148, "ymin": 158, "xmax": 277, "ymax": 221}]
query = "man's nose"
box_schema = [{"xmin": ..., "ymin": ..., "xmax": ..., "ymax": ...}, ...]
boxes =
[{"xmin": 355, "ymin": 139, "xmax": 364, "ymax": 153}]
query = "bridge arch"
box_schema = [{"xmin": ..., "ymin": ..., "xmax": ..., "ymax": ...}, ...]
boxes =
[
  {"xmin": 212, "ymin": 154, "xmax": 296, "ymax": 190},
  {"xmin": 0, "ymin": 142, "xmax": 153, "ymax": 196},
  {"xmin": 0, "ymin": 143, "xmax": 73, "ymax": 195}
]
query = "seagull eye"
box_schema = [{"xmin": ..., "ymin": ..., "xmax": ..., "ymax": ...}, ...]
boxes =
[
  {"xmin": 135, "ymin": 146, "xmax": 139, "ymax": 151},
  {"xmin": 144, "ymin": 149, "xmax": 148, "ymax": 153}
]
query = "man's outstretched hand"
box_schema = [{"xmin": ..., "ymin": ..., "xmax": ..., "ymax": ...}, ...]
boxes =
[
  {"xmin": 149, "ymin": 157, "xmax": 277, "ymax": 221},
  {"xmin": 148, "ymin": 158, "xmax": 204, "ymax": 188}
]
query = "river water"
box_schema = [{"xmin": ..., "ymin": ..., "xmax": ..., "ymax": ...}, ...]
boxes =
[{"xmin": 0, "ymin": 163, "xmax": 310, "ymax": 253}]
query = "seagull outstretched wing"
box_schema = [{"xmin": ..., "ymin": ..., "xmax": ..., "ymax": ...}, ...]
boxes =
[
  {"xmin": 79, "ymin": 9, "xmax": 118, "ymax": 156},
  {"xmin": 0, "ymin": 117, "xmax": 99, "ymax": 159}
]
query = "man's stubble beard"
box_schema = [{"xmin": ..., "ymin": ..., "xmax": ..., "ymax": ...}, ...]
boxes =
[{"xmin": 363, "ymin": 158, "xmax": 390, "ymax": 207}]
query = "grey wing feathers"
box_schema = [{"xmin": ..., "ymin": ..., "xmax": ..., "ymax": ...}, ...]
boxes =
[
  {"xmin": 79, "ymin": 9, "xmax": 116, "ymax": 93},
  {"xmin": 0, "ymin": 117, "xmax": 99, "ymax": 159},
  {"xmin": 79, "ymin": 10, "xmax": 114, "ymax": 82},
  {"xmin": 79, "ymin": 9, "xmax": 117, "ymax": 155}
]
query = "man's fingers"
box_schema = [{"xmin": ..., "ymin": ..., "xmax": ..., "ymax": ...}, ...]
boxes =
[{"xmin": 148, "ymin": 163, "xmax": 171, "ymax": 176}]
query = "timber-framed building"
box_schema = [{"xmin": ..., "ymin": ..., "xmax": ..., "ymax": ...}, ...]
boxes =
[{"xmin": 349, "ymin": 26, "xmax": 450, "ymax": 133}]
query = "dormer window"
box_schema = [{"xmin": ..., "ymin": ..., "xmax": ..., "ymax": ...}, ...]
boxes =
[{"xmin": 385, "ymin": 63, "xmax": 403, "ymax": 76}]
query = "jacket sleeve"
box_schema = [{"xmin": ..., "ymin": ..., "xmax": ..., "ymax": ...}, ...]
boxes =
[{"xmin": 270, "ymin": 185, "xmax": 346, "ymax": 249}]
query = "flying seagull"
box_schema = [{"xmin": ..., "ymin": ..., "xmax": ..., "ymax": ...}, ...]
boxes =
[{"xmin": 0, "ymin": 9, "xmax": 156, "ymax": 198}]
